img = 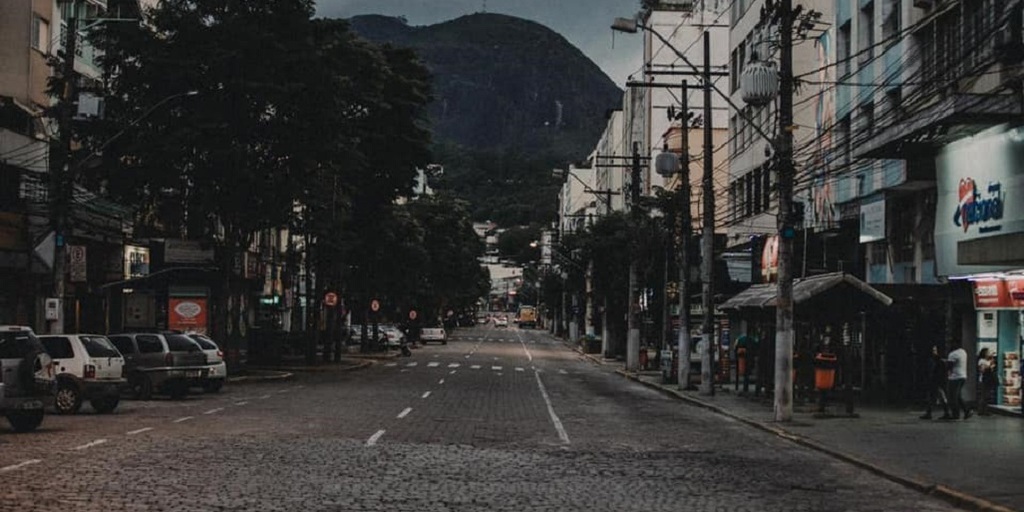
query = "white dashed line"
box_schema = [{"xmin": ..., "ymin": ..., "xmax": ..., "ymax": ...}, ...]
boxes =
[
  {"xmin": 464, "ymin": 355, "xmax": 470, "ymax": 359},
  {"xmin": 73, "ymin": 439, "xmax": 107, "ymax": 451},
  {"xmin": 367, "ymin": 430, "xmax": 386, "ymax": 446},
  {"xmin": 406, "ymin": 362, "xmax": 418, "ymax": 367},
  {"xmin": 515, "ymin": 367, "xmax": 524, "ymax": 372},
  {"xmin": 173, "ymin": 416, "xmax": 194, "ymax": 423},
  {"xmin": 449, "ymin": 370, "xmax": 457, "ymax": 375},
  {"xmin": 438, "ymin": 379, "xmax": 445, "ymax": 384},
  {"xmin": 235, "ymin": 401, "xmax": 248, "ymax": 406},
  {"xmin": 259, "ymin": 394, "xmax": 271, "ymax": 399},
  {"xmin": 397, "ymin": 407, "xmax": 412, "ymax": 419},
  {"xmin": 471, "ymin": 365, "xmax": 481, "ymax": 369},
  {"xmin": 492, "ymin": 366, "xmax": 503, "ymax": 371},
  {"xmin": 203, "ymin": 407, "xmax": 224, "ymax": 415},
  {"xmin": 447, "ymin": 363, "xmax": 460, "ymax": 368},
  {"xmin": 385, "ymin": 363, "xmax": 398, "ymax": 367},
  {"xmin": 516, "ymin": 331, "xmax": 533, "ymax": 363},
  {"xmin": 559, "ymin": 369, "xmax": 568, "ymax": 375},
  {"xmin": 127, "ymin": 427, "xmax": 154, "ymax": 436},
  {"xmin": 421, "ymin": 391, "xmax": 431, "ymax": 399},
  {"xmin": 534, "ymin": 370, "xmax": 570, "ymax": 445},
  {"xmin": 427, "ymin": 362, "xmax": 440, "ymax": 367},
  {"xmin": 0, "ymin": 460, "xmax": 41, "ymax": 473}
]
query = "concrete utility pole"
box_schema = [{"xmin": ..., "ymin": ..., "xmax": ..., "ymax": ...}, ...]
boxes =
[
  {"xmin": 677, "ymin": 80, "xmax": 693, "ymax": 390},
  {"xmin": 626, "ymin": 142, "xmax": 642, "ymax": 372},
  {"xmin": 774, "ymin": 0, "xmax": 797, "ymax": 422},
  {"xmin": 51, "ymin": 17, "xmax": 78, "ymax": 335},
  {"xmin": 699, "ymin": 31, "xmax": 716, "ymax": 396}
]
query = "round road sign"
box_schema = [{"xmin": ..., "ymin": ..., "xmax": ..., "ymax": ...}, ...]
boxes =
[
  {"xmin": 408, "ymin": 310, "xmax": 418, "ymax": 321},
  {"xmin": 324, "ymin": 292, "xmax": 338, "ymax": 307},
  {"xmin": 370, "ymin": 299, "xmax": 381, "ymax": 312}
]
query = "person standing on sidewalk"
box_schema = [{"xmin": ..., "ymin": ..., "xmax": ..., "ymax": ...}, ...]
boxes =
[
  {"xmin": 977, "ymin": 348, "xmax": 998, "ymax": 416},
  {"xmin": 921, "ymin": 345, "xmax": 949, "ymax": 419},
  {"xmin": 946, "ymin": 340, "xmax": 971, "ymax": 420}
]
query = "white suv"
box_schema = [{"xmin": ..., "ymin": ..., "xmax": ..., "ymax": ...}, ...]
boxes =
[
  {"xmin": 39, "ymin": 335, "xmax": 126, "ymax": 414},
  {"xmin": 0, "ymin": 326, "xmax": 55, "ymax": 432}
]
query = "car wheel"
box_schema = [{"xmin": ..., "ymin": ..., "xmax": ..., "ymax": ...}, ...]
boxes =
[
  {"xmin": 91, "ymin": 396, "xmax": 119, "ymax": 414},
  {"xmin": 131, "ymin": 374, "xmax": 153, "ymax": 400},
  {"xmin": 54, "ymin": 382, "xmax": 83, "ymax": 415},
  {"xmin": 203, "ymin": 381, "xmax": 223, "ymax": 393},
  {"xmin": 6, "ymin": 410, "xmax": 44, "ymax": 433},
  {"xmin": 167, "ymin": 381, "xmax": 188, "ymax": 400}
]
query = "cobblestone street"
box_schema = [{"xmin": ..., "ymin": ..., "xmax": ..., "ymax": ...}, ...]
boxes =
[{"xmin": 1, "ymin": 327, "xmax": 963, "ymax": 511}]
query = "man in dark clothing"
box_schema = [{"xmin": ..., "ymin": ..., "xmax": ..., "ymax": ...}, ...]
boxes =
[
  {"xmin": 921, "ymin": 345, "xmax": 950, "ymax": 419},
  {"xmin": 735, "ymin": 334, "xmax": 756, "ymax": 394}
]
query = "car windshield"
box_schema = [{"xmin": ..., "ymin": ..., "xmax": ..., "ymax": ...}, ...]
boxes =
[
  {"xmin": 189, "ymin": 334, "xmax": 219, "ymax": 350},
  {"xmin": 0, "ymin": 330, "xmax": 43, "ymax": 359},
  {"xmin": 80, "ymin": 336, "xmax": 121, "ymax": 358},
  {"xmin": 165, "ymin": 334, "xmax": 201, "ymax": 352}
]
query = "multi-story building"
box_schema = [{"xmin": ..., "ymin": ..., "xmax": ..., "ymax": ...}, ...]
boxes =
[{"xmin": 557, "ymin": 164, "xmax": 598, "ymax": 236}]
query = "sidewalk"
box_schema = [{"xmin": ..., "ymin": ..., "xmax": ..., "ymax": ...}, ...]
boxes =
[{"xmin": 574, "ymin": 347, "xmax": 1022, "ymax": 512}]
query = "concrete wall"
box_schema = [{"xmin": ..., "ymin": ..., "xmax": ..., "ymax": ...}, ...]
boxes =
[{"xmin": 0, "ymin": 0, "xmax": 54, "ymax": 108}]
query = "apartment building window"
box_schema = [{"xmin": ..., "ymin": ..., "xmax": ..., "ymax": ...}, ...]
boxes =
[
  {"xmin": 762, "ymin": 166, "xmax": 772, "ymax": 211},
  {"xmin": 729, "ymin": 183, "xmax": 738, "ymax": 222},
  {"xmin": 870, "ymin": 241, "xmax": 887, "ymax": 266},
  {"xmin": 836, "ymin": 116, "xmax": 852, "ymax": 165},
  {"xmin": 838, "ymin": 22, "xmax": 852, "ymax": 78},
  {"xmin": 858, "ymin": 2, "xmax": 875, "ymax": 64},
  {"xmin": 752, "ymin": 167, "xmax": 763, "ymax": 214},
  {"xmin": 858, "ymin": 102, "xmax": 874, "ymax": 138},
  {"xmin": 891, "ymin": 197, "xmax": 915, "ymax": 262},
  {"xmin": 744, "ymin": 174, "xmax": 754, "ymax": 217},
  {"xmin": 31, "ymin": 16, "xmax": 50, "ymax": 53},
  {"xmin": 881, "ymin": 0, "xmax": 900, "ymax": 41}
]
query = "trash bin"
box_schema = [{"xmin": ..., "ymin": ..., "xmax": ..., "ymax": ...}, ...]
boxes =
[{"xmin": 813, "ymin": 353, "xmax": 838, "ymax": 391}]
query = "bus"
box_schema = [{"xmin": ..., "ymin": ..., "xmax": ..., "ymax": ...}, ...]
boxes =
[{"xmin": 517, "ymin": 305, "xmax": 538, "ymax": 329}]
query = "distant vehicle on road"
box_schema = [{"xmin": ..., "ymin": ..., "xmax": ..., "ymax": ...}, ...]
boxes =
[
  {"xmin": 517, "ymin": 305, "xmax": 538, "ymax": 329},
  {"xmin": 38, "ymin": 334, "xmax": 125, "ymax": 414},
  {"xmin": 420, "ymin": 327, "xmax": 447, "ymax": 344},
  {"xmin": 495, "ymin": 316, "xmax": 509, "ymax": 328}
]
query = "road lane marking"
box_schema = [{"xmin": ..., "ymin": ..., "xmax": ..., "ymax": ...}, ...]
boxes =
[
  {"xmin": 448, "ymin": 363, "xmax": 460, "ymax": 368},
  {"xmin": 516, "ymin": 331, "xmax": 533, "ymax": 362},
  {"xmin": 559, "ymin": 369, "xmax": 568, "ymax": 375},
  {"xmin": 421, "ymin": 391, "xmax": 431, "ymax": 399},
  {"xmin": 449, "ymin": 370, "xmax": 457, "ymax": 375},
  {"xmin": 203, "ymin": 407, "xmax": 224, "ymax": 415},
  {"xmin": 465, "ymin": 355, "xmax": 470, "ymax": 359},
  {"xmin": 534, "ymin": 370, "xmax": 570, "ymax": 445},
  {"xmin": 471, "ymin": 365, "xmax": 481, "ymax": 369},
  {"xmin": 492, "ymin": 366, "xmax": 503, "ymax": 371},
  {"xmin": 438, "ymin": 379, "xmax": 445, "ymax": 384},
  {"xmin": 0, "ymin": 460, "xmax": 41, "ymax": 473},
  {"xmin": 515, "ymin": 367, "xmax": 524, "ymax": 372},
  {"xmin": 173, "ymin": 416, "xmax": 194, "ymax": 423},
  {"xmin": 385, "ymin": 363, "xmax": 398, "ymax": 367},
  {"xmin": 127, "ymin": 427, "xmax": 154, "ymax": 436},
  {"xmin": 235, "ymin": 401, "xmax": 248, "ymax": 406},
  {"xmin": 259, "ymin": 394, "xmax": 271, "ymax": 399},
  {"xmin": 73, "ymin": 439, "xmax": 107, "ymax": 451},
  {"xmin": 397, "ymin": 407, "xmax": 412, "ymax": 419},
  {"xmin": 427, "ymin": 362, "xmax": 440, "ymax": 367},
  {"xmin": 367, "ymin": 430, "xmax": 386, "ymax": 446},
  {"xmin": 406, "ymin": 362, "xmax": 418, "ymax": 367}
]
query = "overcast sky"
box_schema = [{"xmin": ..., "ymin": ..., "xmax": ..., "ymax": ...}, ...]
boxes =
[{"xmin": 316, "ymin": 0, "xmax": 644, "ymax": 86}]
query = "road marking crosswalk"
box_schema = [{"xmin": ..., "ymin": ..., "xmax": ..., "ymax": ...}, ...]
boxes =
[
  {"xmin": 492, "ymin": 366, "xmax": 502, "ymax": 371},
  {"xmin": 447, "ymin": 363, "xmax": 460, "ymax": 368},
  {"xmin": 406, "ymin": 362, "xmax": 418, "ymax": 367},
  {"xmin": 427, "ymin": 362, "xmax": 440, "ymax": 367},
  {"xmin": 471, "ymin": 365, "xmax": 481, "ymax": 369}
]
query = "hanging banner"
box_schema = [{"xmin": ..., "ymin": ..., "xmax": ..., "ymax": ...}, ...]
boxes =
[{"xmin": 168, "ymin": 298, "xmax": 208, "ymax": 334}]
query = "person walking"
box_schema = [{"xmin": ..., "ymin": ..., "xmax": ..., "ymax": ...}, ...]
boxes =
[
  {"xmin": 946, "ymin": 340, "xmax": 971, "ymax": 420},
  {"xmin": 977, "ymin": 348, "xmax": 998, "ymax": 416},
  {"xmin": 921, "ymin": 345, "xmax": 950, "ymax": 419}
]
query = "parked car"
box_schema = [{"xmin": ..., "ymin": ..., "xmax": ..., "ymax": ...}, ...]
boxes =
[
  {"xmin": 495, "ymin": 316, "xmax": 509, "ymax": 328},
  {"xmin": 38, "ymin": 334, "xmax": 125, "ymax": 414},
  {"xmin": 107, "ymin": 333, "xmax": 209, "ymax": 400},
  {"xmin": 0, "ymin": 326, "xmax": 55, "ymax": 432},
  {"xmin": 380, "ymin": 325, "xmax": 406, "ymax": 348},
  {"xmin": 420, "ymin": 326, "xmax": 447, "ymax": 345},
  {"xmin": 186, "ymin": 333, "xmax": 227, "ymax": 393}
]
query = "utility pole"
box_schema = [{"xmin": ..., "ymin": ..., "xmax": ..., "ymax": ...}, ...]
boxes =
[
  {"xmin": 699, "ymin": 31, "xmax": 716, "ymax": 396},
  {"xmin": 774, "ymin": 0, "xmax": 797, "ymax": 422},
  {"xmin": 51, "ymin": 17, "xmax": 78, "ymax": 335},
  {"xmin": 626, "ymin": 142, "xmax": 642, "ymax": 372},
  {"xmin": 677, "ymin": 80, "xmax": 693, "ymax": 390}
]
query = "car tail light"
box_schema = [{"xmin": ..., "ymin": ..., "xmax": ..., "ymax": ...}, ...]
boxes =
[{"xmin": 84, "ymin": 364, "xmax": 96, "ymax": 379}]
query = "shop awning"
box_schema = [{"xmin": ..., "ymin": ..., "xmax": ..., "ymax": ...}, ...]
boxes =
[{"xmin": 720, "ymin": 272, "xmax": 893, "ymax": 311}]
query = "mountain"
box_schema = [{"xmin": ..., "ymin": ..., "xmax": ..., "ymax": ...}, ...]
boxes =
[{"xmin": 347, "ymin": 14, "xmax": 623, "ymax": 226}]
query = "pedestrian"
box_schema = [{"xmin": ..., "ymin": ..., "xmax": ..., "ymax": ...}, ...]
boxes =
[
  {"xmin": 977, "ymin": 348, "xmax": 998, "ymax": 416},
  {"xmin": 735, "ymin": 332, "xmax": 754, "ymax": 394},
  {"xmin": 945, "ymin": 339, "xmax": 971, "ymax": 420},
  {"xmin": 920, "ymin": 345, "xmax": 950, "ymax": 419}
]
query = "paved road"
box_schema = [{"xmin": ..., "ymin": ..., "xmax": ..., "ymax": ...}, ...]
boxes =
[{"xmin": 0, "ymin": 326, "xmax": 961, "ymax": 511}]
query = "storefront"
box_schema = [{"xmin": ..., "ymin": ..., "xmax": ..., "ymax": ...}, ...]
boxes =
[{"xmin": 934, "ymin": 124, "xmax": 1024, "ymax": 414}]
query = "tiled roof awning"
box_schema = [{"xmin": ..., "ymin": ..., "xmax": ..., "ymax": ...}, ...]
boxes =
[{"xmin": 720, "ymin": 272, "xmax": 893, "ymax": 311}]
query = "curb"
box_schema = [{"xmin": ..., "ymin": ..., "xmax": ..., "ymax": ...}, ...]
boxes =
[
  {"xmin": 226, "ymin": 370, "xmax": 294, "ymax": 384},
  {"xmin": 249, "ymin": 360, "xmax": 374, "ymax": 373},
  {"xmin": 611, "ymin": 369, "xmax": 1017, "ymax": 512}
]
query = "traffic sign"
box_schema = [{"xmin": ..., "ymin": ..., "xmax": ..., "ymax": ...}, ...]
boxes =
[
  {"xmin": 408, "ymin": 309, "xmax": 418, "ymax": 321},
  {"xmin": 370, "ymin": 299, "xmax": 381, "ymax": 312},
  {"xmin": 324, "ymin": 292, "xmax": 338, "ymax": 307}
]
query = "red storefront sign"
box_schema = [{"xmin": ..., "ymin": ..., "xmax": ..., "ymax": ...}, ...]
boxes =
[
  {"xmin": 169, "ymin": 298, "xmax": 209, "ymax": 334},
  {"xmin": 972, "ymin": 278, "xmax": 1024, "ymax": 309}
]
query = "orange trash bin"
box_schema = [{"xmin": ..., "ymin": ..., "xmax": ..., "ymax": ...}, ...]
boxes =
[{"xmin": 814, "ymin": 353, "xmax": 837, "ymax": 390}]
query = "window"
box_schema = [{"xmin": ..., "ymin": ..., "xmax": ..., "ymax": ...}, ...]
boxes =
[
  {"xmin": 31, "ymin": 15, "xmax": 49, "ymax": 53},
  {"xmin": 109, "ymin": 336, "xmax": 134, "ymax": 355},
  {"xmin": 762, "ymin": 166, "xmax": 772, "ymax": 211},
  {"xmin": 753, "ymin": 168, "xmax": 763, "ymax": 214},
  {"xmin": 744, "ymin": 174, "xmax": 754, "ymax": 217},
  {"xmin": 81, "ymin": 336, "xmax": 121, "ymax": 358},
  {"xmin": 41, "ymin": 337, "xmax": 74, "ymax": 359},
  {"xmin": 165, "ymin": 334, "xmax": 200, "ymax": 352},
  {"xmin": 136, "ymin": 335, "xmax": 163, "ymax": 354},
  {"xmin": 858, "ymin": 2, "xmax": 875, "ymax": 64},
  {"xmin": 870, "ymin": 242, "xmax": 888, "ymax": 265},
  {"xmin": 838, "ymin": 22, "xmax": 852, "ymax": 78},
  {"xmin": 858, "ymin": 102, "xmax": 874, "ymax": 138}
]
